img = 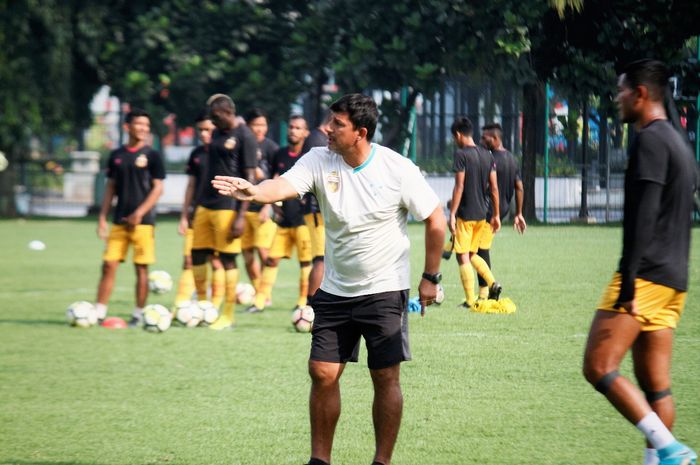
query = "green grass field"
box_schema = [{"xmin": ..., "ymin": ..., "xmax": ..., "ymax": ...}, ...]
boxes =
[{"xmin": 0, "ymin": 218, "xmax": 698, "ymax": 465}]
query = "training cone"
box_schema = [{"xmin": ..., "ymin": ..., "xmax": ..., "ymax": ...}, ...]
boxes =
[{"xmin": 101, "ymin": 317, "xmax": 127, "ymax": 329}]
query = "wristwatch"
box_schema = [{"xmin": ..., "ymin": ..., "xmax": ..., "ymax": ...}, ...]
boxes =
[{"xmin": 421, "ymin": 272, "xmax": 442, "ymax": 284}]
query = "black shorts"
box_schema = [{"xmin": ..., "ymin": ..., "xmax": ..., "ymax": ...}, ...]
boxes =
[{"xmin": 309, "ymin": 288, "xmax": 411, "ymax": 370}]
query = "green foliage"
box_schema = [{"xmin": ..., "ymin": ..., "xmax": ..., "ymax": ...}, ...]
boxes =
[{"xmin": 416, "ymin": 153, "xmax": 453, "ymax": 174}]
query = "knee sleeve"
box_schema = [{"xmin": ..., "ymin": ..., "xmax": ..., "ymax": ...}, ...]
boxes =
[
  {"xmin": 191, "ymin": 249, "xmax": 213, "ymax": 266},
  {"xmin": 477, "ymin": 248, "xmax": 490, "ymax": 287},
  {"xmin": 644, "ymin": 388, "xmax": 672, "ymax": 404},
  {"xmin": 594, "ymin": 370, "xmax": 620, "ymax": 395},
  {"xmin": 218, "ymin": 252, "xmax": 238, "ymax": 268}
]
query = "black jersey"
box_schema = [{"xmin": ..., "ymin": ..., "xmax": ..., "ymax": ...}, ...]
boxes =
[
  {"xmin": 250, "ymin": 137, "xmax": 280, "ymax": 213},
  {"xmin": 487, "ymin": 149, "xmax": 520, "ymax": 220},
  {"xmin": 185, "ymin": 145, "xmax": 209, "ymax": 210},
  {"xmin": 618, "ymin": 119, "xmax": 696, "ymax": 297},
  {"xmin": 106, "ymin": 145, "xmax": 166, "ymax": 225},
  {"xmin": 198, "ymin": 124, "xmax": 259, "ymax": 210},
  {"xmin": 258, "ymin": 137, "xmax": 280, "ymax": 180},
  {"xmin": 272, "ymin": 147, "xmax": 305, "ymax": 227},
  {"xmin": 301, "ymin": 128, "xmax": 328, "ymax": 215},
  {"xmin": 453, "ymin": 146, "xmax": 495, "ymax": 221}
]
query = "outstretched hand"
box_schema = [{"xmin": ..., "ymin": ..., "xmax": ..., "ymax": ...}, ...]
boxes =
[{"xmin": 211, "ymin": 176, "xmax": 256, "ymax": 201}]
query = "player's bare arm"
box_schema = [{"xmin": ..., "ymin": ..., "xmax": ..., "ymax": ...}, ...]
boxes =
[
  {"xmin": 419, "ymin": 205, "xmax": 446, "ymax": 316},
  {"xmin": 97, "ymin": 179, "xmax": 116, "ymax": 240},
  {"xmin": 124, "ymin": 179, "xmax": 163, "ymax": 226},
  {"xmin": 178, "ymin": 176, "xmax": 196, "ymax": 236},
  {"xmin": 229, "ymin": 167, "xmax": 257, "ymax": 240},
  {"xmin": 488, "ymin": 170, "xmax": 501, "ymax": 233},
  {"xmin": 212, "ymin": 175, "xmax": 299, "ymax": 204},
  {"xmin": 513, "ymin": 179, "xmax": 526, "ymax": 234},
  {"xmin": 449, "ymin": 171, "xmax": 465, "ymax": 234}
]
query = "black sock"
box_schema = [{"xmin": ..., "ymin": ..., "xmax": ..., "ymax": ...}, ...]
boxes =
[{"xmin": 308, "ymin": 458, "xmax": 330, "ymax": 465}]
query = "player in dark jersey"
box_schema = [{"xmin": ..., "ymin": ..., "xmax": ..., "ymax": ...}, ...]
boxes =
[
  {"xmin": 174, "ymin": 112, "xmax": 224, "ymax": 306},
  {"xmin": 242, "ymin": 108, "xmax": 279, "ymax": 299},
  {"xmin": 191, "ymin": 94, "xmax": 258, "ymax": 330},
  {"xmin": 583, "ymin": 60, "xmax": 697, "ymax": 465},
  {"xmin": 474, "ymin": 122, "xmax": 527, "ymax": 299},
  {"xmin": 247, "ymin": 115, "xmax": 312, "ymax": 313},
  {"xmin": 301, "ymin": 114, "xmax": 331, "ymax": 304},
  {"xmin": 448, "ymin": 116, "xmax": 501, "ymax": 308},
  {"xmin": 94, "ymin": 108, "xmax": 165, "ymax": 326}
]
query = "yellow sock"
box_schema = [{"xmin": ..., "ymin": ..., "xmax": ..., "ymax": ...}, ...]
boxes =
[
  {"xmin": 211, "ymin": 268, "xmax": 225, "ymax": 308},
  {"xmin": 297, "ymin": 264, "xmax": 312, "ymax": 307},
  {"xmin": 221, "ymin": 269, "xmax": 239, "ymax": 321},
  {"xmin": 192, "ymin": 264, "xmax": 208, "ymax": 301},
  {"xmin": 175, "ymin": 269, "xmax": 195, "ymax": 304},
  {"xmin": 459, "ymin": 263, "xmax": 476, "ymax": 305},
  {"xmin": 479, "ymin": 286, "xmax": 489, "ymax": 299},
  {"xmin": 470, "ymin": 254, "xmax": 495, "ymax": 287},
  {"xmin": 254, "ymin": 266, "xmax": 279, "ymax": 309},
  {"xmin": 253, "ymin": 277, "xmax": 261, "ymax": 293}
]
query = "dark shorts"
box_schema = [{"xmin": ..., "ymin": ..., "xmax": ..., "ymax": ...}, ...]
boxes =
[{"xmin": 309, "ymin": 288, "xmax": 411, "ymax": 370}]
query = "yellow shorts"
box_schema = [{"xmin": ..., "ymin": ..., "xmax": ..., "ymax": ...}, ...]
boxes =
[
  {"xmin": 598, "ymin": 272, "xmax": 687, "ymax": 331},
  {"xmin": 103, "ymin": 224, "xmax": 155, "ymax": 265},
  {"xmin": 479, "ymin": 224, "xmax": 494, "ymax": 250},
  {"xmin": 191, "ymin": 206, "xmax": 241, "ymax": 254},
  {"xmin": 183, "ymin": 227, "xmax": 194, "ymax": 256},
  {"xmin": 304, "ymin": 212, "xmax": 325, "ymax": 258},
  {"xmin": 270, "ymin": 225, "xmax": 312, "ymax": 261},
  {"xmin": 241, "ymin": 211, "xmax": 277, "ymax": 250},
  {"xmin": 454, "ymin": 219, "xmax": 487, "ymax": 254}
]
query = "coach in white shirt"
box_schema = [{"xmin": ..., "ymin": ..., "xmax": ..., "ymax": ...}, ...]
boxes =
[{"xmin": 212, "ymin": 94, "xmax": 445, "ymax": 465}]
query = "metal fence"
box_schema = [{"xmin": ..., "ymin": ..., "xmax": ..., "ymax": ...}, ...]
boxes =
[{"xmin": 11, "ymin": 157, "xmax": 627, "ymax": 223}]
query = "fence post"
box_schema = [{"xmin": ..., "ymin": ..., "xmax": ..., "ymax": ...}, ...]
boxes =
[{"xmin": 544, "ymin": 83, "xmax": 550, "ymax": 224}]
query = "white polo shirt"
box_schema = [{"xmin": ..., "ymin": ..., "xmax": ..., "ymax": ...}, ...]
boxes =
[{"xmin": 282, "ymin": 143, "xmax": 440, "ymax": 297}]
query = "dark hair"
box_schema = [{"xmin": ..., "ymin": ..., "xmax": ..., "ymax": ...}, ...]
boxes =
[
  {"xmin": 125, "ymin": 108, "xmax": 150, "ymax": 124},
  {"xmin": 451, "ymin": 116, "xmax": 473, "ymax": 137},
  {"xmin": 330, "ymin": 94, "xmax": 378, "ymax": 141},
  {"xmin": 482, "ymin": 122, "xmax": 503, "ymax": 135},
  {"xmin": 245, "ymin": 107, "xmax": 268, "ymax": 124},
  {"xmin": 195, "ymin": 109, "xmax": 211, "ymax": 124},
  {"xmin": 622, "ymin": 59, "xmax": 669, "ymax": 102},
  {"xmin": 289, "ymin": 114, "xmax": 308, "ymax": 128},
  {"xmin": 207, "ymin": 93, "xmax": 236, "ymax": 114}
]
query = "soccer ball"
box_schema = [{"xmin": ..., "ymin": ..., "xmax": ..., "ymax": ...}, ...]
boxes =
[
  {"xmin": 236, "ymin": 282, "xmax": 256, "ymax": 305},
  {"xmin": 435, "ymin": 284, "xmax": 445, "ymax": 305},
  {"xmin": 174, "ymin": 300, "xmax": 203, "ymax": 328},
  {"xmin": 148, "ymin": 270, "xmax": 173, "ymax": 294},
  {"xmin": 291, "ymin": 305, "xmax": 314, "ymax": 333},
  {"xmin": 66, "ymin": 301, "xmax": 98, "ymax": 328},
  {"xmin": 142, "ymin": 304, "xmax": 172, "ymax": 333},
  {"xmin": 197, "ymin": 300, "xmax": 219, "ymax": 327}
]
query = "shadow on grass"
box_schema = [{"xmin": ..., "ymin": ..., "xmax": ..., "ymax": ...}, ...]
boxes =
[
  {"xmin": 0, "ymin": 319, "xmax": 65, "ymax": 326},
  {"xmin": 1, "ymin": 461, "xmax": 189, "ymax": 465}
]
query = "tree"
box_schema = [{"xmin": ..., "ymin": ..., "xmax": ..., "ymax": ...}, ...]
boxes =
[{"xmin": 0, "ymin": 0, "xmax": 106, "ymax": 216}]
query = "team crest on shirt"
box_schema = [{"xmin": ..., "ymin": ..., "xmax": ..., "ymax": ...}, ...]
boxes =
[
  {"xmin": 326, "ymin": 170, "xmax": 340, "ymax": 193},
  {"xmin": 256, "ymin": 148, "xmax": 262, "ymax": 160},
  {"xmin": 135, "ymin": 154, "xmax": 148, "ymax": 168},
  {"xmin": 224, "ymin": 137, "xmax": 237, "ymax": 150}
]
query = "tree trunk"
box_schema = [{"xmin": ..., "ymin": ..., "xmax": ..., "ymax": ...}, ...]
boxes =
[
  {"xmin": 579, "ymin": 99, "xmax": 590, "ymax": 218},
  {"xmin": 598, "ymin": 106, "xmax": 609, "ymax": 188},
  {"xmin": 521, "ymin": 81, "xmax": 545, "ymax": 222},
  {"xmin": 439, "ymin": 81, "xmax": 446, "ymax": 157},
  {"xmin": 502, "ymin": 85, "xmax": 514, "ymax": 151}
]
